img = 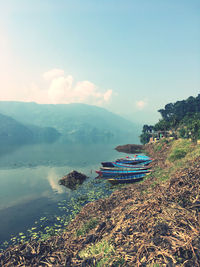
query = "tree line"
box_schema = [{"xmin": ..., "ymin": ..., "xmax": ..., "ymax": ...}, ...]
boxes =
[{"xmin": 140, "ymin": 94, "xmax": 200, "ymax": 144}]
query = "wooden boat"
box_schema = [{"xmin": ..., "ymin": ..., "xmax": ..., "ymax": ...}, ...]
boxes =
[
  {"xmin": 107, "ymin": 173, "xmax": 149, "ymax": 184},
  {"xmin": 100, "ymin": 166, "xmax": 151, "ymax": 171},
  {"xmin": 96, "ymin": 169, "xmax": 151, "ymax": 177},
  {"xmin": 116, "ymin": 155, "xmax": 151, "ymax": 164},
  {"xmin": 101, "ymin": 160, "xmax": 152, "ymax": 168}
]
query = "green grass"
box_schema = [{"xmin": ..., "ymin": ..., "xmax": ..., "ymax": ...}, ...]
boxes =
[
  {"xmin": 76, "ymin": 218, "xmax": 99, "ymax": 237},
  {"xmin": 167, "ymin": 139, "xmax": 200, "ymax": 168},
  {"xmin": 78, "ymin": 240, "xmax": 119, "ymax": 266},
  {"xmin": 167, "ymin": 139, "xmax": 192, "ymax": 162},
  {"xmin": 168, "ymin": 148, "xmax": 187, "ymax": 161},
  {"xmin": 148, "ymin": 139, "xmax": 200, "ymax": 186},
  {"xmin": 154, "ymin": 143, "xmax": 163, "ymax": 152},
  {"xmin": 150, "ymin": 181, "xmax": 159, "ymax": 189},
  {"xmin": 153, "ymin": 138, "xmax": 170, "ymax": 153}
]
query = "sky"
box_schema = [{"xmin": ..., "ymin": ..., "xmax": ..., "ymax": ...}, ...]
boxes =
[{"xmin": 0, "ymin": 0, "xmax": 200, "ymax": 124}]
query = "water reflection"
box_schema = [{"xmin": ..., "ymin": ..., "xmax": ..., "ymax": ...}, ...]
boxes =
[
  {"xmin": 47, "ymin": 169, "xmax": 65, "ymax": 194},
  {"xmin": 0, "ymin": 142, "xmax": 122, "ymax": 247}
]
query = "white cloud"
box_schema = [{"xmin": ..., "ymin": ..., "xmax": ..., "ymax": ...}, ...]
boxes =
[
  {"xmin": 48, "ymin": 75, "xmax": 74, "ymax": 104},
  {"xmin": 29, "ymin": 69, "xmax": 113, "ymax": 105},
  {"xmin": 43, "ymin": 68, "xmax": 65, "ymax": 81},
  {"xmin": 104, "ymin": 89, "xmax": 112, "ymax": 101},
  {"xmin": 136, "ymin": 99, "xmax": 148, "ymax": 110},
  {"xmin": 47, "ymin": 170, "xmax": 65, "ymax": 194},
  {"xmin": 0, "ymin": 65, "xmax": 113, "ymax": 105}
]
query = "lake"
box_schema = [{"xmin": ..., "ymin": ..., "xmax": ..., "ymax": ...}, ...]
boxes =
[{"xmin": 0, "ymin": 142, "xmax": 125, "ymax": 250}]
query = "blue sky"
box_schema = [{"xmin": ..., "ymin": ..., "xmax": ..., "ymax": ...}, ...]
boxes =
[{"xmin": 0, "ymin": 0, "xmax": 200, "ymax": 124}]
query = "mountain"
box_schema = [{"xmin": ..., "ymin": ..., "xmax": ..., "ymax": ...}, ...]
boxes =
[
  {"xmin": 0, "ymin": 101, "xmax": 140, "ymax": 143},
  {"xmin": 0, "ymin": 113, "xmax": 60, "ymax": 145},
  {"xmin": 0, "ymin": 113, "xmax": 33, "ymax": 145}
]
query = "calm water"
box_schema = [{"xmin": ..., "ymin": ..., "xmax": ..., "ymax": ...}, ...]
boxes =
[{"xmin": 0, "ymin": 142, "xmax": 124, "ymax": 249}]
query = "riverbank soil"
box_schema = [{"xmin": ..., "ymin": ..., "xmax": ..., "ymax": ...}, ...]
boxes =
[{"xmin": 1, "ymin": 139, "xmax": 200, "ymax": 266}]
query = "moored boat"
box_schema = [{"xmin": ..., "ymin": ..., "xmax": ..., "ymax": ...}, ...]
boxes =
[
  {"xmin": 101, "ymin": 160, "xmax": 152, "ymax": 168},
  {"xmin": 107, "ymin": 173, "xmax": 149, "ymax": 184},
  {"xmin": 116, "ymin": 155, "xmax": 151, "ymax": 164},
  {"xmin": 96, "ymin": 169, "xmax": 151, "ymax": 177},
  {"xmin": 98, "ymin": 153, "xmax": 152, "ymax": 184},
  {"xmin": 100, "ymin": 166, "xmax": 151, "ymax": 171}
]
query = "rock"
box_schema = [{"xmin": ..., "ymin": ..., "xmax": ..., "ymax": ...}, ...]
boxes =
[
  {"xmin": 59, "ymin": 170, "xmax": 88, "ymax": 189},
  {"xmin": 115, "ymin": 144, "xmax": 144, "ymax": 154}
]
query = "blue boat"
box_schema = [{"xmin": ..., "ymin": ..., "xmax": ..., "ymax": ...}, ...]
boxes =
[
  {"xmin": 101, "ymin": 160, "xmax": 152, "ymax": 168},
  {"xmin": 100, "ymin": 168, "xmax": 151, "ymax": 171},
  {"xmin": 96, "ymin": 169, "xmax": 150, "ymax": 177},
  {"xmin": 107, "ymin": 173, "xmax": 149, "ymax": 184},
  {"xmin": 116, "ymin": 155, "xmax": 152, "ymax": 164}
]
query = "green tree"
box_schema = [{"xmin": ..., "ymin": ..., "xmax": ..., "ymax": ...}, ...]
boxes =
[
  {"xmin": 154, "ymin": 119, "xmax": 170, "ymax": 131},
  {"xmin": 186, "ymin": 119, "xmax": 200, "ymax": 144},
  {"xmin": 140, "ymin": 132, "xmax": 151, "ymax": 145}
]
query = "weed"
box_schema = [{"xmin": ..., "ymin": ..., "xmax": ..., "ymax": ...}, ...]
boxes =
[
  {"xmin": 160, "ymin": 138, "xmax": 169, "ymax": 144},
  {"xmin": 154, "ymin": 143, "xmax": 162, "ymax": 152},
  {"xmin": 150, "ymin": 181, "xmax": 158, "ymax": 188},
  {"xmin": 111, "ymin": 257, "xmax": 126, "ymax": 266},
  {"xmin": 168, "ymin": 148, "xmax": 187, "ymax": 161},
  {"xmin": 79, "ymin": 240, "xmax": 115, "ymax": 266},
  {"xmin": 76, "ymin": 218, "xmax": 98, "ymax": 236},
  {"xmin": 159, "ymin": 174, "xmax": 170, "ymax": 181}
]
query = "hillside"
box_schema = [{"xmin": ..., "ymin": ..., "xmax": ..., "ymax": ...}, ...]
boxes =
[
  {"xmin": 0, "ymin": 113, "xmax": 60, "ymax": 145},
  {"xmin": 1, "ymin": 138, "xmax": 200, "ymax": 266},
  {"xmin": 0, "ymin": 113, "xmax": 33, "ymax": 145},
  {"xmin": 0, "ymin": 101, "xmax": 140, "ymax": 143}
]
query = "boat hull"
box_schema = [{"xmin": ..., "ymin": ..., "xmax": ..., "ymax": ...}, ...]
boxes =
[
  {"xmin": 100, "ymin": 166, "xmax": 151, "ymax": 171},
  {"xmin": 96, "ymin": 169, "xmax": 150, "ymax": 177},
  {"xmin": 107, "ymin": 173, "xmax": 147, "ymax": 184},
  {"xmin": 101, "ymin": 160, "xmax": 152, "ymax": 168}
]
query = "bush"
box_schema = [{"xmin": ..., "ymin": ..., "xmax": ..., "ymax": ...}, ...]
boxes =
[{"xmin": 178, "ymin": 128, "xmax": 187, "ymax": 138}]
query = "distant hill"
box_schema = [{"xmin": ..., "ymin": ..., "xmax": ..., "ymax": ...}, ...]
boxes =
[
  {"xmin": 0, "ymin": 113, "xmax": 60, "ymax": 145},
  {"xmin": 0, "ymin": 113, "xmax": 33, "ymax": 145},
  {"xmin": 0, "ymin": 101, "xmax": 140, "ymax": 143}
]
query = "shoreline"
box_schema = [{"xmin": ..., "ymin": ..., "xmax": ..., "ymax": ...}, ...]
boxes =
[{"xmin": 1, "ymin": 139, "xmax": 200, "ymax": 266}]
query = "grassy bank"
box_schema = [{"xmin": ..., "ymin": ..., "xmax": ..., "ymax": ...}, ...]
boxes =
[{"xmin": 1, "ymin": 139, "xmax": 200, "ymax": 266}]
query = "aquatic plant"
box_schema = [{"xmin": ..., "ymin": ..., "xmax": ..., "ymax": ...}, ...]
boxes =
[{"xmin": 0, "ymin": 178, "xmax": 118, "ymax": 251}]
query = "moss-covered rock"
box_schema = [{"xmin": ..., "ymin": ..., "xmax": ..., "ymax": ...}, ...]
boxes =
[
  {"xmin": 115, "ymin": 144, "xmax": 143, "ymax": 153},
  {"xmin": 59, "ymin": 170, "xmax": 88, "ymax": 189}
]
